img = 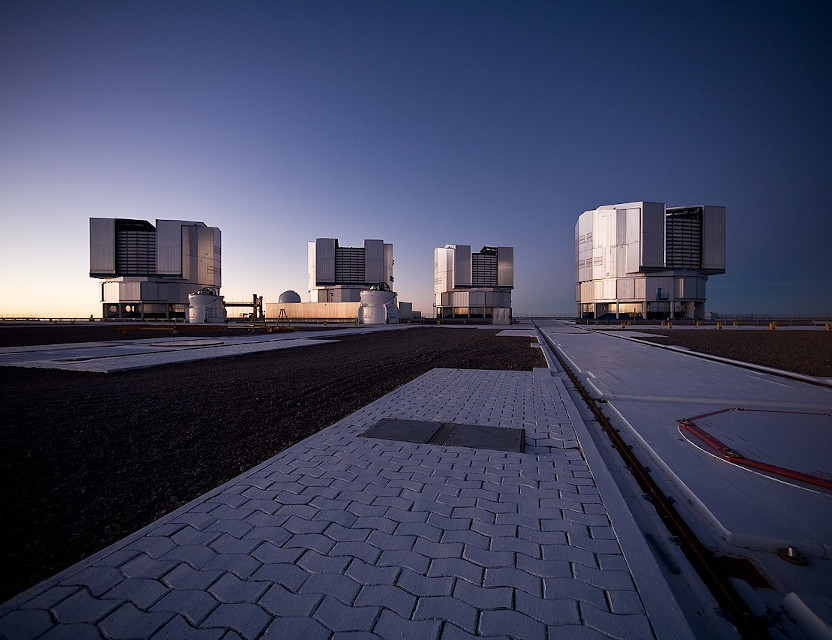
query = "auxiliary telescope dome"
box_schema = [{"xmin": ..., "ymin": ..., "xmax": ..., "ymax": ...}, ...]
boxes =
[{"xmin": 278, "ymin": 290, "xmax": 301, "ymax": 303}]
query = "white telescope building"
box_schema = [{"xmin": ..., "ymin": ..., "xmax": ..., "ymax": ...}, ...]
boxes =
[
  {"xmin": 575, "ymin": 202, "xmax": 725, "ymax": 320},
  {"xmin": 434, "ymin": 244, "xmax": 514, "ymax": 324},
  {"xmin": 307, "ymin": 238, "xmax": 393, "ymax": 302},
  {"xmin": 89, "ymin": 218, "xmax": 222, "ymax": 319}
]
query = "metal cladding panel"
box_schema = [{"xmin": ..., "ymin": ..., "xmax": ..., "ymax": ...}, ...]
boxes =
[
  {"xmin": 140, "ymin": 281, "xmax": 159, "ymax": 300},
  {"xmin": 497, "ymin": 247, "xmax": 513, "ymax": 287},
  {"xmin": 364, "ymin": 239, "xmax": 385, "ymax": 283},
  {"xmin": 469, "ymin": 290, "xmax": 486, "ymax": 306},
  {"xmin": 624, "ymin": 207, "xmax": 642, "ymax": 274},
  {"xmin": 646, "ymin": 276, "xmax": 673, "ymax": 302},
  {"xmin": 617, "ymin": 278, "xmax": 635, "ymax": 300},
  {"xmin": 103, "ymin": 281, "xmax": 120, "ymax": 302},
  {"xmin": 384, "ymin": 243, "xmax": 393, "ymax": 286},
  {"xmin": 315, "ymin": 238, "xmax": 336, "ymax": 284},
  {"xmin": 454, "ymin": 245, "xmax": 472, "ymax": 287},
  {"xmin": 197, "ymin": 227, "xmax": 221, "ymax": 286},
  {"xmin": 581, "ymin": 281, "xmax": 594, "ymax": 303},
  {"xmin": 702, "ymin": 206, "xmax": 726, "ymax": 273},
  {"xmin": 434, "ymin": 247, "xmax": 453, "ymax": 295},
  {"xmin": 307, "ymin": 242, "xmax": 317, "ymax": 295},
  {"xmin": 89, "ymin": 218, "xmax": 116, "ymax": 275},
  {"xmin": 181, "ymin": 226, "xmax": 193, "ymax": 281},
  {"xmin": 640, "ymin": 202, "xmax": 666, "ymax": 269},
  {"xmin": 155, "ymin": 220, "xmax": 185, "ymax": 275},
  {"xmin": 120, "ymin": 281, "xmax": 141, "ymax": 301},
  {"xmin": 634, "ymin": 277, "xmax": 646, "ymax": 299},
  {"xmin": 485, "ymin": 290, "xmax": 511, "ymax": 307}
]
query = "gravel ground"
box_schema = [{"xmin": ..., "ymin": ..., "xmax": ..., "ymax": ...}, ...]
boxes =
[
  {"xmin": 634, "ymin": 329, "xmax": 832, "ymax": 377},
  {"xmin": 0, "ymin": 326, "xmax": 544, "ymax": 602}
]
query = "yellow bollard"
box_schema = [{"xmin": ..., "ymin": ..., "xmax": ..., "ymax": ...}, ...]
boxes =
[
  {"xmin": 826, "ymin": 323, "xmax": 831, "ymax": 331},
  {"xmin": 733, "ymin": 320, "xmax": 739, "ymax": 326},
  {"xmin": 695, "ymin": 320, "xmax": 701, "ymax": 326},
  {"xmin": 717, "ymin": 322, "xmax": 723, "ymax": 330},
  {"xmin": 667, "ymin": 321, "xmax": 673, "ymax": 329},
  {"xmin": 769, "ymin": 321, "xmax": 777, "ymax": 330},
  {"xmin": 621, "ymin": 322, "xmax": 626, "ymax": 329}
]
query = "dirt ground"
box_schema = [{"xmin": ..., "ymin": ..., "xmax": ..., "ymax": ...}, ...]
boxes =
[
  {"xmin": 634, "ymin": 329, "xmax": 832, "ymax": 377},
  {"xmin": 0, "ymin": 326, "xmax": 544, "ymax": 602}
]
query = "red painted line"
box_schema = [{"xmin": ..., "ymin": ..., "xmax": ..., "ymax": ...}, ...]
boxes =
[
  {"xmin": 730, "ymin": 457, "xmax": 832, "ymax": 492},
  {"xmin": 679, "ymin": 418, "xmax": 832, "ymax": 491},
  {"xmin": 679, "ymin": 420, "xmax": 731, "ymax": 452}
]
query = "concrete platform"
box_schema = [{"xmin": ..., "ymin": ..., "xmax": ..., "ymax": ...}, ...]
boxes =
[
  {"xmin": 0, "ymin": 325, "xmax": 409, "ymax": 373},
  {"xmin": 0, "ymin": 366, "xmax": 689, "ymax": 639}
]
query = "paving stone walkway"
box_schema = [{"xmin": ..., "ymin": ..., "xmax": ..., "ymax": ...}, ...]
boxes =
[{"xmin": 1, "ymin": 367, "xmax": 680, "ymax": 639}]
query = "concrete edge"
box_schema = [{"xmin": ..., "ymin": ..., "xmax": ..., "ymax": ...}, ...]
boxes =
[
  {"xmin": 613, "ymin": 334, "xmax": 832, "ymax": 387},
  {"xmin": 552, "ymin": 374, "xmax": 695, "ymax": 640}
]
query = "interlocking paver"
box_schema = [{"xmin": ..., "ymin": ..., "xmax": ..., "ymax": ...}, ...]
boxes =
[
  {"xmin": 102, "ymin": 577, "xmax": 169, "ymax": 609},
  {"xmin": 60, "ymin": 566, "xmax": 123, "ymax": 596},
  {"xmin": 150, "ymin": 589, "xmax": 220, "ymax": 625},
  {"xmin": 299, "ymin": 574, "xmax": 361, "ymax": 606},
  {"xmin": 330, "ymin": 540, "xmax": 382, "ymax": 565},
  {"xmin": 396, "ymin": 569, "xmax": 454, "ymax": 597},
  {"xmin": 162, "ymin": 543, "xmax": 220, "ymax": 569},
  {"xmin": 378, "ymin": 549, "xmax": 430, "ymax": 574},
  {"xmin": 249, "ymin": 563, "xmax": 310, "ymax": 591},
  {"xmin": 413, "ymin": 596, "xmax": 478, "ymax": 634},
  {"xmin": 452, "ymin": 580, "xmax": 513, "ymax": 610},
  {"xmin": 51, "ymin": 588, "xmax": 120, "ymax": 624},
  {"xmin": 355, "ymin": 584, "xmax": 416, "ymax": 618},
  {"xmin": 484, "ymin": 567, "xmax": 542, "ymax": 596},
  {"xmin": 257, "ymin": 584, "xmax": 322, "ymax": 617},
  {"xmin": 345, "ymin": 559, "xmax": 401, "ymax": 586},
  {"xmin": 203, "ymin": 553, "xmax": 261, "ymax": 579},
  {"xmin": 208, "ymin": 573, "xmax": 269, "ymax": 603},
  {"xmin": 299, "ymin": 549, "xmax": 353, "ymax": 573},
  {"xmin": 479, "ymin": 609, "xmax": 546, "ymax": 640},
  {"xmin": 427, "ymin": 558, "xmax": 483, "ymax": 585},
  {"xmin": 0, "ymin": 366, "xmax": 668, "ymax": 640},
  {"xmin": 516, "ymin": 590, "xmax": 583, "ymax": 625},
  {"xmin": 314, "ymin": 595, "xmax": 378, "ymax": 632},
  {"xmin": 150, "ymin": 614, "xmax": 225, "ymax": 639},
  {"xmin": 200, "ymin": 602, "xmax": 270, "ymax": 640},
  {"xmin": 38, "ymin": 622, "xmax": 102, "ymax": 640},
  {"xmin": 0, "ymin": 609, "xmax": 52, "ymax": 640},
  {"xmin": 373, "ymin": 609, "xmax": 441, "ymax": 640},
  {"xmin": 571, "ymin": 566, "xmax": 635, "ymax": 591},
  {"xmin": 99, "ymin": 602, "xmax": 173, "ymax": 639},
  {"xmin": 260, "ymin": 618, "xmax": 331, "ymax": 640},
  {"xmin": 580, "ymin": 602, "xmax": 655, "ymax": 639}
]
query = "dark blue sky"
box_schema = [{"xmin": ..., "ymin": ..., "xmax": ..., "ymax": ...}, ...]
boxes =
[{"xmin": 2, "ymin": 1, "xmax": 830, "ymax": 316}]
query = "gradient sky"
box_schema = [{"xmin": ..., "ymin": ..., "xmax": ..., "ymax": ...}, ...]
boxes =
[{"xmin": 2, "ymin": 1, "xmax": 831, "ymax": 318}]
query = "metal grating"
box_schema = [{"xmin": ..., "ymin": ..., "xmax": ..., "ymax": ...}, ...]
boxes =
[
  {"xmin": 472, "ymin": 252, "xmax": 498, "ymax": 287},
  {"xmin": 666, "ymin": 208, "xmax": 702, "ymax": 269},
  {"xmin": 360, "ymin": 418, "xmax": 524, "ymax": 453},
  {"xmin": 335, "ymin": 246, "xmax": 366, "ymax": 284}
]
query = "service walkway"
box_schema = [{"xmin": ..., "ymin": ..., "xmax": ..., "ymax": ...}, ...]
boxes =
[{"xmin": 0, "ymin": 363, "xmax": 689, "ymax": 639}]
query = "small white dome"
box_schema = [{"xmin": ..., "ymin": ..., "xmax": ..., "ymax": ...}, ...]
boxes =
[{"xmin": 278, "ymin": 290, "xmax": 301, "ymax": 303}]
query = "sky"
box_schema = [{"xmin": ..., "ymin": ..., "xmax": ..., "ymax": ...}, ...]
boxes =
[{"xmin": 1, "ymin": 0, "xmax": 831, "ymax": 318}]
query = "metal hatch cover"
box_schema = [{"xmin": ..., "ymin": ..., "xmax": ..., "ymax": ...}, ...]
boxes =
[{"xmin": 360, "ymin": 418, "xmax": 524, "ymax": 453}]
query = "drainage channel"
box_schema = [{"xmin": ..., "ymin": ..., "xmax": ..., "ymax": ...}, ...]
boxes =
[{"xmin": 534, "ymin": 323, "xmax": 771, "ymax": 640}]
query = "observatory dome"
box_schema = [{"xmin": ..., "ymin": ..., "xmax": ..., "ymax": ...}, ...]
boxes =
[{"xmin": 278, "ymin": 290, "xmax": 301, "ymax": 303}]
